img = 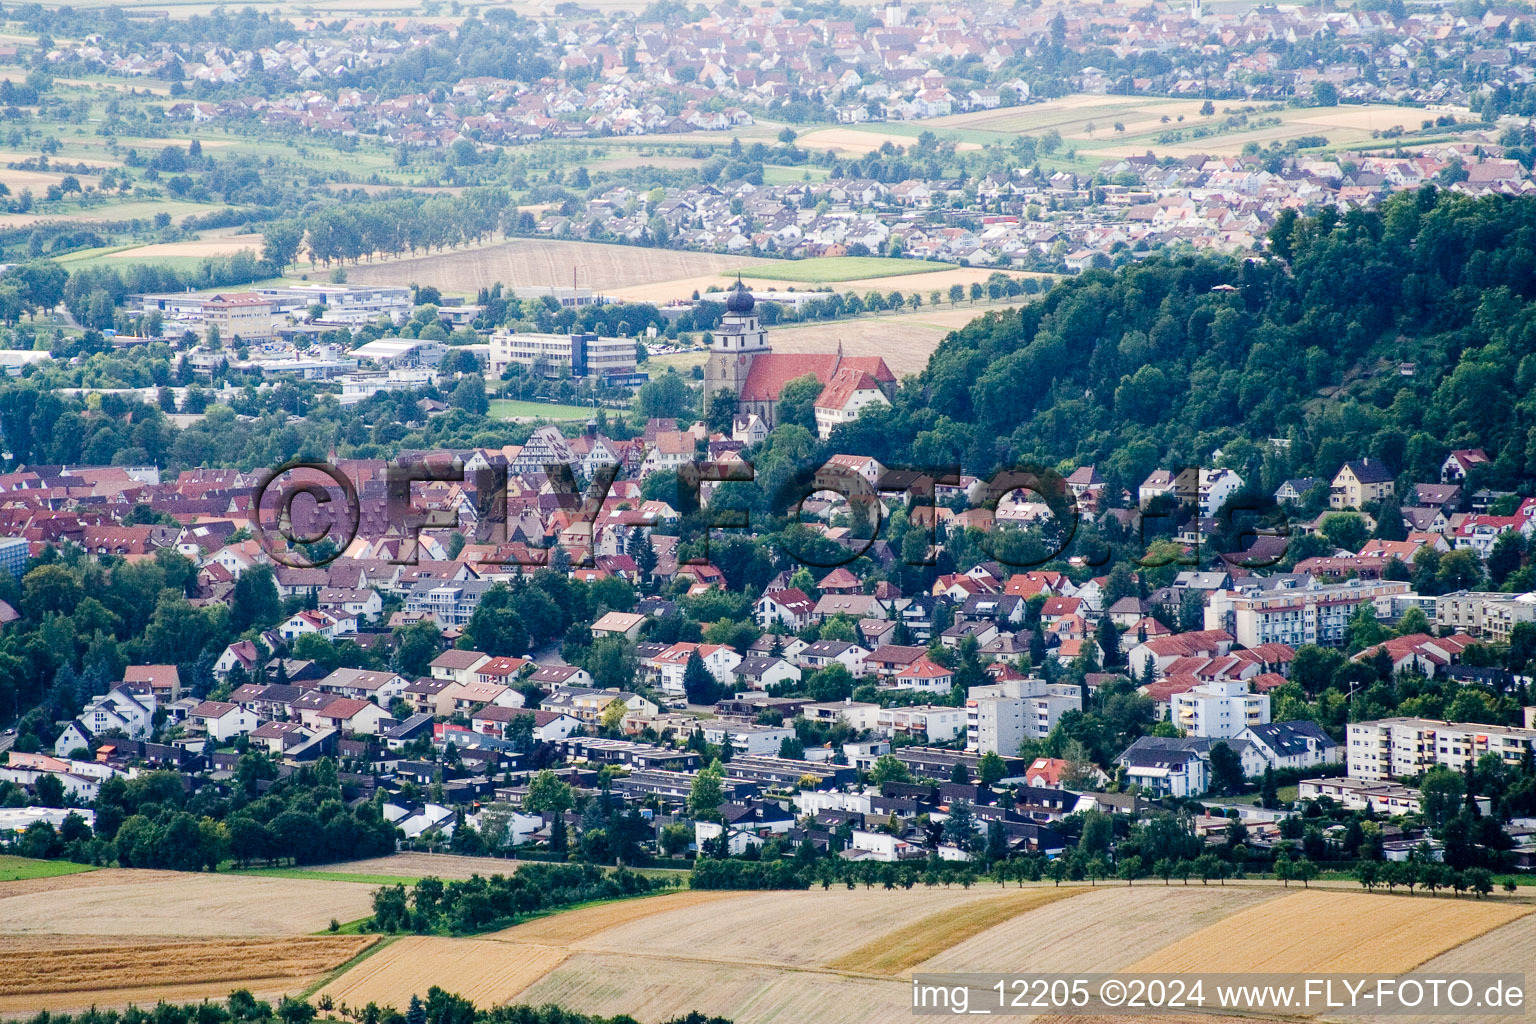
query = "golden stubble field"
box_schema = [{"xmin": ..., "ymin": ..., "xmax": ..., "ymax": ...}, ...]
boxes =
[
  {"xmin": 765, "ymin": 302, "xmax": 1029, "ymax": 376},
  {"xmin": 1132, "ymin": 889, "xmax": 1531, "ymax": 974},
  {"xmin": 0, "ymin": 869, "xmax": 377, "ymax": 936},
  {"xmin": 0, "ymin": 934, "xmax": 375, "ymax": 1010},
  {"xmin": 343, "ymin": 237, "xmax": 775, "ymax": 295},
  {"xmin": 6, "ymin": 864, "xmax": 1536, "ymax": 1023}
]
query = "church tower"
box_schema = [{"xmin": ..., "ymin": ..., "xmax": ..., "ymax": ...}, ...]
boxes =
[{"xmin": 703, "ymin": 279, "xmax": 770, "ymax": 418}]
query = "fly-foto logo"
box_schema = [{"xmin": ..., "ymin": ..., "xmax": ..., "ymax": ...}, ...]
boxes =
[{"xmin": 247, "ymin": 456, "xmax": 1289, "ymax": 571}]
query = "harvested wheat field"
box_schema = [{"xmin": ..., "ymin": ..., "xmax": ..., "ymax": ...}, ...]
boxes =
[
  {"xmin": 918, "ymin": 884, "xmax": 1280, "ymax": 975},
  {"xmin": 1133, "ymin": 890, "xmax": 1530, "ymax": 974},
  {"xmin": 828, "ymin": 887, "xmax": 1085, "ymax": 976},
  {"xmin": 0, "ymin": 866, "xmax": 177, "ymax": 899},
  {"xmin": 344, "ymin": 238, "xmax": 775, "ymax": 295},
  {"xmin": 0, "ymin": 871, "xmax": 376, "ymax": 936},
  {"xmin": 513, "ymin": 951, "xmax": 913, "ymax": 1024},
  {"xmin": 0, "ymin": 977, "xmax": 313, "ymax": 1016},
  {"xmin": 1338, "ymin": 911, "xmax": 1536, "ymax": 1024},
  {"xmin": 609, "ymin": 266, "xmax": 1041, "ymax": 307},
  {"xmin": 768, "ymin": 302, "xmax": 1028, "ymax": 376},
  {"xmin": 492, "ymin": 888, "xmax": 747, "ymax": 945},
  {"xmin": 566, "ymin": 886, "xmax": 1002, "ymax": 968},
  {"xmin": 0, "ymin": 935, "xmax": 374, "ymax": 997},
  {"xmin": 313, "ymin": 936, "xmax": 569, "ymax": 1011}
]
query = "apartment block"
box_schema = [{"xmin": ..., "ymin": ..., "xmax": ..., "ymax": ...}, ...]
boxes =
[
  {"xmin": 1205, "ymin": 579, "xmax": 1409, "ymax": 648},
  {"xmin": 876, "ymin": 704, "xmax": 965, "ymax": 743},
  {"xmin": 965, "ymin": 677, "xmax": 1082, "ymax": 755},
  {"xmin": 1170, "ymin": 678, "xmax": 1270, "ymax": 738},
  {"xmin": 1347, "ymin": 717, "xmax": 1536, "ymax": 781},
  {"xmin": 1435, "ymin": 590, "xmax": 1536, "ymax": 640},
  {"xmin": 489, "ymin": 330, "xmax": 638, "ymax": 380}
]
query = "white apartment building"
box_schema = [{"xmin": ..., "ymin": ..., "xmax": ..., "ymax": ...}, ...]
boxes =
[
  {"xmin": 1198, "ymin": 467, "xmax": 1244, "ymax": 517},
  {"xmin": 876, "ymin": 704, "xmax": 965, "ymax": 743},
  {"xmin": 1170, "ymin": 678, "xmax": 1269, "ymax": 738},
  {"xmin": 965, "ymin": 677, "xmax": 1082, "ymax": 755},
  {"xmin": 802, "ymin": 699, "xmax": 881, "ymax": 731},
  {"xmin": 489, "ymin": 330, "xmax": 638, "ymax": 379},
  {"xmin": 699, "ymin": 722, "xmax": 795, "ymax": 756},
  {"xmin": 1347, "ymin": 717, "xmax": 1536, "ymax": 781},
  {"xmin": 1435, "ymin": 590, "xmax": 1536, "ymax": 640},
  {"xmin": 1298, "ymin": 777, "xmax": 1423, "ymax": 815},
  {"xmin": 1205, "ymin": 579, "xmax": 1409, "ymax": 648}
]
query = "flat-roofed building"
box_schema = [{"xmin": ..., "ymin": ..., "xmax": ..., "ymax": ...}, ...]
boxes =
[
  {"xmin": 1347, "ymin": 717, "xmax": 1536, "ymax": 780},
  {"xmin": 1205, "ymin": 579, "xmax": 1409, "ymax": 648},
  {"xmin": 489, "ymin": 330, "xmax": 638, "ymax": 381},
  {"xmin": 202, "ymin": 292, "xmax": 275, "ymax": 341},
  {"xmin": 256, "ymin": 284, "xmax": 412, "ymax": 325}
]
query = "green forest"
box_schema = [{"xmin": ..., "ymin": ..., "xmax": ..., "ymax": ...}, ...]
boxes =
[{"xmin": 798, "ymin": 188, "xmax": 1536, "ymax": 498}]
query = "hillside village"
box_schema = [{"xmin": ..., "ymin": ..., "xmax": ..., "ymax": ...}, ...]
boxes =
[{"xmin": 3, "ymin": 399, "xmax": 1535, "ymax": 872}]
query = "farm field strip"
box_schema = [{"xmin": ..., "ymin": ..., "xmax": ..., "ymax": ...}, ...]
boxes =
[
  {"xmin": 1131, "ymin": 889, "xmax": 1532, "ymax": 974},
  {"xmin": 491, "ymin": 888, "xmax": 749, "ymax": 945},
  {"xmin": 827, "ymin": 886, "xmax": 1087, "ymax": 976},
  {"xmin": 1338, "ymin": 912, "xmax": 1536, "ymax": 1024},
  {"xmin": 343, "ymin": 236, "xmax": 778, "ymax": 294},
  {"xmin": 916, "ymin": 885, "xmax": 1282, "ymax": 975},
  {"xmin": 511, "ymin": 951, "xmax": 916, "ymax": 1024},
  {"xmin": 0, "ymin": 872, "xmax": 377, "ymax": 936},
  {"xmin": 561, "ymin": 887, "xmax": 1004, "ymax": 968},
  {"xmin": 0, "ymin": 855, "xmax": 98, "ymax": 883},
  {"xmin": 0, "ymin": 935, "xmax": 376, "ymax": 996},
  {"xmin": 303, "ymin": 853, "xmax": 526, "ymax": 880},
  {"xmin": 312, "ymin": 936, "xmax": 571, "ymax": 1011}
]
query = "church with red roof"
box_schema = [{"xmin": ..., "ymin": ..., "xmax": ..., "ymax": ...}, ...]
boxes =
[{"xmin": 703, "ymin": 280, "xmax": 895, "ymax": 429}]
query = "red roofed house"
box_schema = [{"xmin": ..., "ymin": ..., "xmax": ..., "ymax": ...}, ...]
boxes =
[
  {"xmin": 756, "ymin": 587, "xmax": 816, "ymax": 630},
  {"xmin": 1039, "ymin": 596, "xmax": 1082, "ymax": 626},
  {"xmin": 1442, "ymin": 448, "xmax": 1490, "ymax": 483},
  {"xmin": 1351, "ymin": 632, "xmax": 1477, "ymax": 677},
  {"xmin": 819, "ymin": 567, "xmax": 862, "ymax": 594},
  {"xmin": 890, "ymin": 656, "xmax": 954, "ymax": 692},
  {"xmin": 1127, "ymin": 629, "xmax": 1235, "ymax": 680},
  {"xmin": 124, "ymin": 664, "xmax": 181, "ymax": 700},
  {"xmin": 814, "ymin": 365, "xmax": 891, "ymax": 438},
  {"xmin": 308, "ymin": 696, "xmax": 390, "ymax": 735}
]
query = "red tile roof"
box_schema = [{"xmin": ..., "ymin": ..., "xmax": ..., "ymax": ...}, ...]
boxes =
[{"xmin": 739, "ymin": 353, "xmax": 893, "ymax": 403}]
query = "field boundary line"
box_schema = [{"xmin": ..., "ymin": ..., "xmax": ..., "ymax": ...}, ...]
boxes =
[{"xmin": 298, "ymin": 935, "xmax": 389, "ymax": 998}]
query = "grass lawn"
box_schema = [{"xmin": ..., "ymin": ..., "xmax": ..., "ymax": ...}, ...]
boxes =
[
  {"xmin": 489, "ymin": 399, "xmax": 602, "ymax": 421},
  {"xmin": 647, "ymin": 349, "xmax": 707, "ymax": 372},
  {"xmin": 762, "ymin": 163, "xmax": 827, "ymax": 184},
  {"xmin": 739, "ymin": 255, "xmax": 955, "ymax": 283},
  {"xmin": 0, "ymin": 854, "xmax": 98, "ymax": 882}
]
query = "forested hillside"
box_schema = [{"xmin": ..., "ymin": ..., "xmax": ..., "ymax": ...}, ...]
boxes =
[{"xmin": 827, "ymin": 188, "xmax": 1536, "ymax": 498}]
